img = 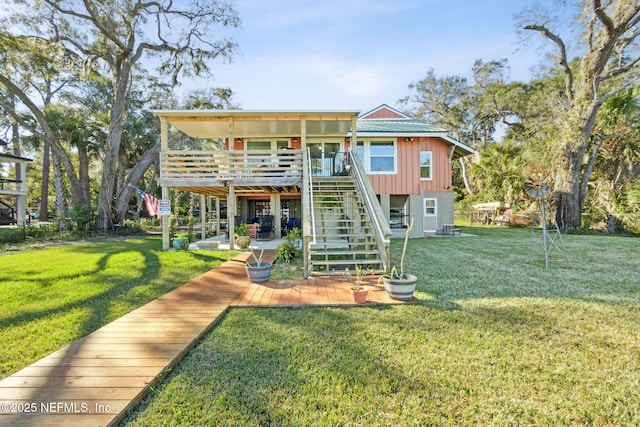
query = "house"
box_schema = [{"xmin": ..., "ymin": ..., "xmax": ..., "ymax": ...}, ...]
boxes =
[
  {"xmin": 0, "ymin": 153, "xmax": 31, "ymax": 225},
  {"xmin": 154, "ymin": 104, "xmax": 474, "ymax": 277}
]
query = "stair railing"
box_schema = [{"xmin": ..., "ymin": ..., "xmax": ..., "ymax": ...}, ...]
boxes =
[
  {"xmin": 348, "ymin": 149, "xmax": 392, "ymax": 272},
  {"xmin": 302, "ymin": 147, "xmax": 317, "ymax": 277}
]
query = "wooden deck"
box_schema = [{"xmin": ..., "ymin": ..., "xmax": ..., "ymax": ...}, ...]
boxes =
[{"xmin": 0, "ymin": 250, "xmax": 408, "ymax": 426}]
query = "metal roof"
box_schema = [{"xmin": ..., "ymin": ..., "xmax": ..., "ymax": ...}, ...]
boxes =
[{"xmin": 356, "ymin": 118, "xmax": 447, "ymax": 133}]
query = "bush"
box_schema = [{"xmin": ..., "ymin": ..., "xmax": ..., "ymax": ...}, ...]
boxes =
[
  {"xmin": 276, "ymin": 241, "xmax": 297, "ymax": 263},
  {"xmin": 0, "ymin": 227, "xmax": 25, "ymax": 244}
]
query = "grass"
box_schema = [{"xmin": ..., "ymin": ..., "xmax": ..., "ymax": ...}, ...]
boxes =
[
  {"xmin": 0, "ymin": 236, "xmax": 238, "ymax": 378},
  {"xmin": 122, "ymin": 227, "xmax": 640, "ymax": 426}
]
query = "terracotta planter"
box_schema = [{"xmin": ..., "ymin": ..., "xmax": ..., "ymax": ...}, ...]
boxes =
[
  {"xmin": 383, "ymin": 274, "xmax": 417, "ymax": 301},
  {"xmin": 236, "ymin": 236, "xmax": 250, "ymax": 249},
  {"xmin": 246, "ymin": 262, "xmax": 273, "ymax": 283},
  {"xmin": 350, "ymin": 286, "xmax": 369, "ymax": 304}
]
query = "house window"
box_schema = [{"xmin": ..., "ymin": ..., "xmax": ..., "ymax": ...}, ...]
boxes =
[
  {"xmin": 356, "ymin": 140, "xmax": 396, "ymax": 174},
  {"xmin": 424, "ymin": 198, "xmax": 437, "ymax": 216},
  {"xmin": 420, "ymin": 151, "xmax": 432, "ymax": 180}
]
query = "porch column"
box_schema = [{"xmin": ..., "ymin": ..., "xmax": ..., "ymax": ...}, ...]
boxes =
[
  {"xmin": 228, "ymin": 185, "xmax": 236, "ymax": 250},
  {"xmin": 271, "ymin": 194, "xmax": 281, "ymax": 238},
  {"xmin": 351, "ymin": 115, "xmax": 358, "ymax": 150},
  {"xmin": 300, "ymin": 116, "xmax": 310, "ymax": 277},
  {"xmin": 215, "ymin": 196, "xmax": 221, "ymax": 236},
  {"xmin": 160, "ymin": 117, "xmax": 170, "ymax": 250},
  {"xmin": 200, "ymin": 194, "xmax": 206, "ymax": 240}
]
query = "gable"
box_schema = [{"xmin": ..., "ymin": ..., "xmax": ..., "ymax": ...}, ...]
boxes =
[{"xmin": 359, "ymin": 104, "xmax": 409, "ymax": 120}]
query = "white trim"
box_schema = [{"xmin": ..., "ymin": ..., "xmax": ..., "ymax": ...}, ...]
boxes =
[
  {"xmin": 423, "ymin": 198, "xmax": 438, "ymax": 232},
  {"xmin": 420, "ymin": 151, "xmax": 433, "ymax": 181},
  {"xmin": 356, "ymin": 139, "xmax": 397, "ymax": 174},
  {"xmin": 424, "ymin": 198, "xmax": 437, "ymax": 216}
]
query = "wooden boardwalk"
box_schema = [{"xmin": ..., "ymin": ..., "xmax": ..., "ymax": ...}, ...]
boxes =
[{"xmin": 0, "ymin": 251, "xmax": 405, "ymax": 427}]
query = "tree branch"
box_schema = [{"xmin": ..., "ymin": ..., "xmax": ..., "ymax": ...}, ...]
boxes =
[
  {"xmin": 592, "ymin": 0, "xmax": 614, "ymax": 36},
  {"xmin": 524, "ymin": 23, "xmax": 574, "ymax": 104}
]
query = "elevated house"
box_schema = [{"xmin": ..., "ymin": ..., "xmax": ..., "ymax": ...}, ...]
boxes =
[
  {"xmin": 155, "ymin": 104, "xmax": 474, "ymax": 277},
  {"xmin": 0, "ymin": 153, "xmax": 31, "ymax": 225}
]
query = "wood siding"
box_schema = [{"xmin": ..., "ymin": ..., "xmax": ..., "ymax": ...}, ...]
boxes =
[
  {"xmin": 361, "ymin": 108, "xmax": 406, "ymax": 119},
  {"xmin": 419, "ymin": 137, "xmax": 452, "ymax": 193},
  {"xmin": 365, "ymin": 137, "xmax": 451, "ymax": 195}
]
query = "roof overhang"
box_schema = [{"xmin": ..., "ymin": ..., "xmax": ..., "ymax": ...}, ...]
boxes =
[
  {"xmin": 347, "ymin": 131, "xmax": 475, "ymax": 160},
  {"xmin": 0, "ymin": 153, "xmax": 33, "ymax": 162},
  {"xmin": 154, "ymin": 109, "xmax": 360, "ymax": 139}
]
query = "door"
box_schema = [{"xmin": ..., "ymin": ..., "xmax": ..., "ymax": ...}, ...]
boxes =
[
  {"xmin": 423, "ymin": 198, "xmax": 437, "ymax": 232},
  {"xmin": 308, "ymin": 141, "xmax": 340, "ymax": 176}
]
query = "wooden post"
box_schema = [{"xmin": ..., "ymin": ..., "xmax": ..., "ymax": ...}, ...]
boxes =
[
  {"xmin": 200, "ymin": 194, "xmax": 206, "ymax": 240},
  {"xmin": 228, "ymin": 185, "xmax": 236, "ymax": 250},
  {"xmin": 160, "ymin": 117, "xmax": 170, "ymax": 250}
]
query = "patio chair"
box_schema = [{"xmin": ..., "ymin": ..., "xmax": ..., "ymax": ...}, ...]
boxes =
[{"xmin": 257, "ymin": 215, "xmax": 274, "ymax": 240}]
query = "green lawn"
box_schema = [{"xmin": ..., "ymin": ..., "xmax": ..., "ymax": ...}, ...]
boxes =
[
  {"xmin": 122, "ymin": 228, "xmax": 640, "ymax": 426},
  {"xmin": 0, "ymin": 236, "xmax": 238, "ymax": 378}
]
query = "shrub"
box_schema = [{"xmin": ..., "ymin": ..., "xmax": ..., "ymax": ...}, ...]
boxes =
[{"xmin": 277, "ymin": 241, "xmax": 297, "ymax": 263}]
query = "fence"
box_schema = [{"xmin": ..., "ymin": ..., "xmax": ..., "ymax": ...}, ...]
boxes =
[{"xmin": 0, "ymin": 217, "xmax": 133, "ymax": 244}]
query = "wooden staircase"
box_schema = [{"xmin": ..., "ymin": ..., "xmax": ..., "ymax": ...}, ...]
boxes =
[{"xmin": 309, "ymin": 176, "xmax": 385, "ymax": 275}]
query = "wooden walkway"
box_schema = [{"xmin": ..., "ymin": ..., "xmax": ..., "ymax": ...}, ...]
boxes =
[{"xmin": 0, "ymin": 251, "xmax": 405, "ymax": 426}]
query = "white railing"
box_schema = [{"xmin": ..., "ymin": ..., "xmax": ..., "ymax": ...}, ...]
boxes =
[
  {"xmin": 349, "ymin": 149, "xmax": 392, "ymax": 271},
  {"xmin": 302, "ymin": 148, "xmax": 317, "ymax": 277},
  {"xmin": 160, "ymin": 149, "xmax": 303, "ymax": 182},
  {"xmin": 306, "ymin": 148, "xmax": 317, "ymax": 245}
]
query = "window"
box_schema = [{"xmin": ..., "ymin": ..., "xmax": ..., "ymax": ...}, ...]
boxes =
[
  {"xmin": 424, "ymin": 198, "xmax": 436, "ymax": 216},
  {"xmin": 356, "ymin": 140, "xmax": 396, "ymax": 173},
  {"xmin": 370, "ymin": 141, "xmax": 395, "ymax": 172},
  {"xmin": 420, "ymin": 151, "xmax": 432, "ymax": 180}
]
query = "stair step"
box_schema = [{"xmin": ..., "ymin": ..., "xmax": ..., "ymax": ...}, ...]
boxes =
[
  {"xmin": 310, "ymin": 242, "xmax": 379, "ymax": 249},
  {"xmin": 309, "ymin": 249, "xmax": 380, "ymax": 257},
  {"xmin": 309, "ymin": 259, "xmax": 384, "ymax": 274}
]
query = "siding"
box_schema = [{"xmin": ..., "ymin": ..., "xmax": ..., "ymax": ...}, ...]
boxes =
[
  {"xmin": 419, "ymin": 137, "xmax": 451, "ymax": 193},
  {"xmin": 361, "ymin": 108, "xmax": 406, "ymax": 119},
  {"xmin": 367, "ymin": 137, "xmax": 452, "ymax": 196},
  {"xmin": 368, "ymin": 139, "xmax": 420, "ymax": 195}
]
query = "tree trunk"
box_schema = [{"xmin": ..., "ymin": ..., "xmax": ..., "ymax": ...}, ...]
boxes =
[
  {"xmin": 40, "ymin": 144, "xmax": 50, "ymax": 221},
  {"xmin": 554, "ymin": 149, "xmax": 583, "ymax": 231},
  {"xmin": 52, "ymin": 152, "xmax": 67, "ymax": 231},
  {"xmin": 96, "ymin": 57, "xmax": 132, "ymax": 228},
  {"xmin": 458, "ymin": 158, "xmax": 473, "ymax": 195},
  {"xmin": 77, "ymin": 145, "xmax": 92, "ymax": 212},
  {"xmin": 113, "ymin": 142, "xmax": 161, "ymax": 224}
]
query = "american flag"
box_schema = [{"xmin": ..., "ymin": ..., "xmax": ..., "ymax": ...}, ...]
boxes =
[{"xmin": 134, "ymin": 187, "xmax": 160, "ymax": 218}]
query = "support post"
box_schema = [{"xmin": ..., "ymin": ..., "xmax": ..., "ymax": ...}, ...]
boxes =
[
  {"xmin": 228, "ymin": 185, "xmax": 236, "ymax": 250},
  {"xmin": 200, "ymin": 194, "xmax": 206, "ymax": 240},
  {"xmin": 160, "ymin": 117, "xmax": 170, "ymax": 250}
]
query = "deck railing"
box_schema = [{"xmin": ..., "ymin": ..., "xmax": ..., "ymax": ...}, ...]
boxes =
[
  {"xmin": 309, "ymin": 151, "xmax": 350, "ymax": 177},
  {"xmin": 160, "ymin": 149, "xmax": 303, "ymax": 183},
  {"xmin": 349, "ymin": 149, "xmax": 392, "ymax": 272}
]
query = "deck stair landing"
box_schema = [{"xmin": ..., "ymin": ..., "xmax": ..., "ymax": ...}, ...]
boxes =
[{"xmin": 309, "ymin": 176, "xmax": 384, "ymax": 275}]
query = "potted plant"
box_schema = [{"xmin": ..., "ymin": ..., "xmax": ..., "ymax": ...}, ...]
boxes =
[
  {"xmin": 343, "ymin": 265, "xmax": 372, "ymax": 304},
  {"xmin": 172, "ymin": 232, "xmax": 189, "ymax": 250},
  {"xmin": 234, "ymin": 224, "xmax": 250, "ymax": 249},
  {"xmin": 378, "ymin": 218, "xmax": 417, "ymax": 300},
  {"xmin": 245, "ymin": 247, "xmax": 273, "ymax": 283}
]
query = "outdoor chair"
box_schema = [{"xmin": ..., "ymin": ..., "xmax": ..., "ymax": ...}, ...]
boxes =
[{"xmin": 257, "ymin": 215, "xmax": 274, "ymax": 240}]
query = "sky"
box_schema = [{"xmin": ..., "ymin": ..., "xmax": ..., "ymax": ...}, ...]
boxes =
[{"xmin": 196, "ymin": 0, "xmax": 558, "ymax": 112}]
